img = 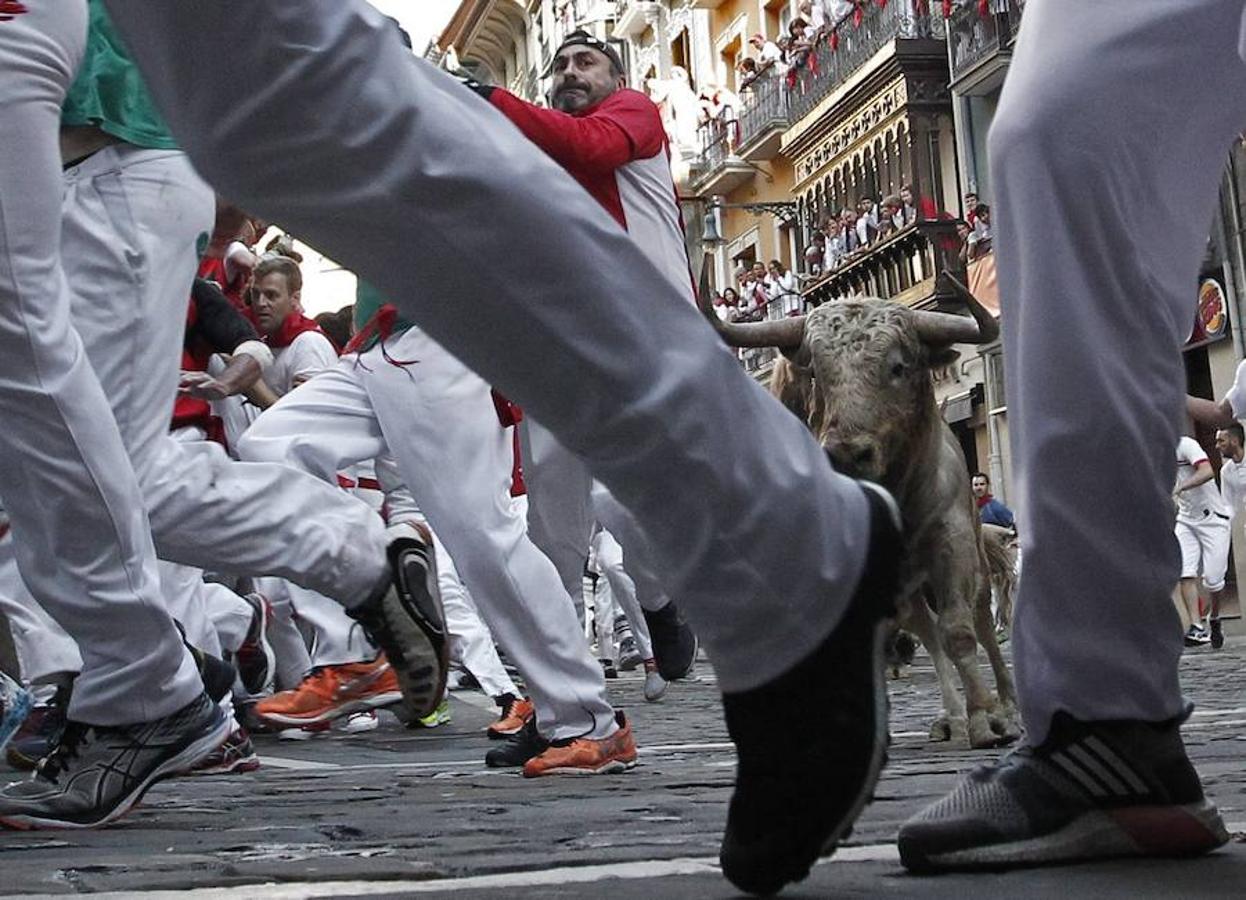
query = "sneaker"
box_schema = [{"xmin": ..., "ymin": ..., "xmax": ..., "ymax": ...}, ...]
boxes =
[
  {"xmin": 718, "ymin": 480, "xmax": 903, "ymax": 896},
  {"xmin": 189, "ymin": 727, "xmax": 261, "ymax": 776},
  {"xmin": 1209, "ymin": 618, "xmax": 1224, "ymax": 650},
  {"xmin": 898, "ymin": 711, "xmax": 1230, "ymax": 872},
  {"xmin": 642, "ymin": 601, "xmax": 698, "ymax": 681},
  {"xmin": 187, "ymin": 644, "xmax": 238, "ymax": 704},
  {"xmin": 599, "ymin": 658, "xmax": 618, "ymax": 679},
  {"xmin": 6, "ymin": 678, "xmax": 72, "ymax": 771},
  {"xmin": 642, "ymin": 660, "xmax": 667, "ymax": 703},
  {"xmin": 617, "ymin": 635, "xmax": 643, "ymax": 672},
  {"xmin": 1, "ymin": 671, "xmax": 33, "ymax": 756},
  {"xmin": 1183, "ymin": 625, "xmax": 1210, "ymax": 647},
  {"xmin": 277, "ymin": 721, "xmax": 331, "ymax": 741},
  {"xmin": 339, "ymin": 710, "xmax": 380, "ymax": 733},
  {"xmin": 347, "ymin": 531, "xmax": 449, "ymax": 723},
  {"xmin": 484, "ymin": 718, "xmax": 548, "ymax": 768},
  {"xmin": 254, "ymin": 656, "xmax": 401, "ymax": 726},
  {"xmin": 523, "ymin": 711, "xmax": 637, "ymax": 777},
  {"xmin": 0, "ymin": 692, "xmax": 230, "ymax": 829},
  {"xmin": 235, "ymin": 593, "xmax": 276, "ymax": 697},
  {"xmin": 487, "ymin": 694, "xmax": 534, "ymax": 739},
  {"xmin": 411, "ymin": 698, "xmax": 451, "ymax": 729}
]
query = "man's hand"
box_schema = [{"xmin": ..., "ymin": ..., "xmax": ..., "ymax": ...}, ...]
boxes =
[
  {"xmin": 179, "ymin": 370, "xmax": 234, "ymax": 401},
  {"xmin": 451, "ymin": 69, "xmax": 494, "ymax": 100}
]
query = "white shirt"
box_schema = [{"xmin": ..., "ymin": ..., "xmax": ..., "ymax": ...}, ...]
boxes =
[
  {"xmin": 1220, "ymin": 455, "xmax": 1246, "ymax": 518},
  {"xmin": 757, "ymin": 41, "xmax": 783, "ymax": 66},
  {"xmin": 1175, "ymin": 435, "xmax": 1229, "ymax": 521},
  {"xmin": 267, "ymin": 331, "xmax": 338, "ymax": 396},
  {"xmin": 1224, "ymin": 359, "xmax": 1246, "ymax": 418}
]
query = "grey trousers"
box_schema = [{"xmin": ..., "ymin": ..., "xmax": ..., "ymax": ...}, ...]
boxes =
[{"xmin": 994, "ymin": 0, "xmax": 1246, "ymax": 740}]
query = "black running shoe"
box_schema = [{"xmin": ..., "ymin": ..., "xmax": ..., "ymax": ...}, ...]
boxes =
[
  {"xmin": 0, "ymin": 692, "xmax": 230, "ymax": 829},
  {"xmin": 642, "ymin": 601, "xmax": 698, "ymax": 681},
  {"xmin": 484, "ymin": 718, "xmax": 549, "ymax": 768},
  {"xmin": 719, "ymin": 480, "xmax": 903, "ymax": 896},
  {"xmin": 1209, "ymin": 618, "xmax": 1224, "ymax": 650},
  {"xmin": 898, "ymin": 711, "xmax": 1229, "ymax": 872},
  {"xmin": 348, "ymin": 533, "xmax": 448, "ymax": 722},
  {"xmin": 6, "ymin": 676, "xmax": 73, "ymax": 771}
]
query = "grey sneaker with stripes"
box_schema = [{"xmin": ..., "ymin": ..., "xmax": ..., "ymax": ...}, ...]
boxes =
[{"xmin": 898, "ymin": 711, "xmax": 1229, "ymax": 872}]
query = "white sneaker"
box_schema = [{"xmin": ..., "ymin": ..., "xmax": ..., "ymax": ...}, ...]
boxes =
[{"xmin": 339, "ymin": 710, "xmax": 380, "ymax": 733}]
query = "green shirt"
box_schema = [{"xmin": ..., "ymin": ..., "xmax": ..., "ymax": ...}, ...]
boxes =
[
  {"xmin": 61, "ymin": 0, "xmax": 177, "ymax": 150},
  {"xmin": 352, "ymin": 280, "xmax": 415, "ymax": 352}
]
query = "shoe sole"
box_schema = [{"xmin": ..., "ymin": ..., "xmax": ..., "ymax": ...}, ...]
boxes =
[
  {"xmin": 813, "ymin": 615, "xmax": 892, "ymax": 863},
  {"xmin": 486, "ymin": 724, "xmax": 526, "ymax": 739},
  {"xmin": 0, "ymin": 710, "xmax": 232, "ymax": 830},
  {"xmin": 187, "ymin": 755, "xmax": 262, "ymax": 777},
  {"xmin": 385, "ymin": 538, "xmax": 450, "ymax": 722},
  {"xmin": 905, "ymin": 801, "xmax": 1230, "ymax": 872},
  {"xmin": 256, "ymin": 690, "xmax": 403, "ymax": 726},
  {"xmin": 523, "ymin": 758, "xmax": 638, "ymax": 777}
]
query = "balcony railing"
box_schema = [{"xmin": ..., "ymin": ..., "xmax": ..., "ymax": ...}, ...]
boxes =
[
  {"xmin": 947, "ymin": 0, "xmax": 1025, "ymax": 82},
  {"xmin": 803, "ymin": 219, "xmax": 966, "ymax": 306},
  {"xmin": 787, "ymin": 1, "xmax": 946, "ymax": 125},
  {"xmin": 736, "ymin": 73, "xmax": 789, "ymax": 154},
  {"xmin": 699, "ymin": 117, "xmax": 738, "ymax": 171}
]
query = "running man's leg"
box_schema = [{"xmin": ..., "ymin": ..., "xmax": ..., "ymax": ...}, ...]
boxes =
[
  {"xmin": 0, "ymin": 1, "xmax": 199, "ymax": 727},
  {"xmin": 103, "ymin": 1, "xmax": 871, "ymax": 693}
]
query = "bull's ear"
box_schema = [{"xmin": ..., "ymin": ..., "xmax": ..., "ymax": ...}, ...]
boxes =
[{"xmin": 928, "ymin": 346, "xmax": 961, "ymax": 369}]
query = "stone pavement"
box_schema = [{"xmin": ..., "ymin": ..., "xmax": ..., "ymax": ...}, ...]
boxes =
[{"xmin": 2, "ymin": 635, "xmax": 1244, "ymax": 898}]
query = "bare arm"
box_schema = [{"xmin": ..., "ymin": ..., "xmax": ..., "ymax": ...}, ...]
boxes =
[
  {"xmin": 243, "ymin": 377, "xmax": 282, "ymax": 410},
  {"xmin": 1186, "ymin": 394, "xmax": 1236, "ymax": 429},
  {"xmin": 1175, "ymin": 460, "xmax": 1216, "ymax": 494}
]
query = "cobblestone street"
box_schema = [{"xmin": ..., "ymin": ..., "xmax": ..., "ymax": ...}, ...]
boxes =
[{"xmin": 2, "ymin": 635, "xmax": 1244, "ymax": 898}]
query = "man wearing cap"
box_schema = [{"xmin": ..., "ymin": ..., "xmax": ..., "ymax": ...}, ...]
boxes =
[{"xmin": 462, "ymin": 31, "xmax": 703, "ymax": 696}]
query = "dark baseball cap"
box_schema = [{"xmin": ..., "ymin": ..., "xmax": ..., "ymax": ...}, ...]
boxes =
[{"xmin": 549, "ymin": 30, "xmax": 625, "ymax": 77}]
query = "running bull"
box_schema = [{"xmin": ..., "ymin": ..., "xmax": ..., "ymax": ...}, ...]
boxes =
[{"xmin": 700, "ymin": 272, "xmax": 1020, "ymax": 748}]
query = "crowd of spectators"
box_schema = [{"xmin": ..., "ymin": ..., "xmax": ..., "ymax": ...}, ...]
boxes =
[{"xmin": 713, "ymin": 259, "xmax": 799, "ymax": 322}]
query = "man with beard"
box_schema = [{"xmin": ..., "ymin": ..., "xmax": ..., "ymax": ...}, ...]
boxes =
[{"xmin": 463, "ymin": 32, "xmax": 702, "ymax": 697}]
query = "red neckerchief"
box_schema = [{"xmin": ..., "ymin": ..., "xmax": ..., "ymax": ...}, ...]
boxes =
[
  {"xmin": 976, "ymin": 494, "xmax": 993, "ymax": 509},
  {"xmin": 248, "ymin": 309, "xmax": 331, "ymax": 350}
]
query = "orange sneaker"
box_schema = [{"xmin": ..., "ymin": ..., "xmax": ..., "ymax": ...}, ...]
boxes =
[
  {"xmin": 487, "ymin": 695, "xmax": 535, "ymax": 739},
  {"xmin": 522, "ymin": 711, "xmax": 637, "ymax": 777},
  {"xmin": 255, "ymin": 656, "xmax": 401, "ymax": 726}
]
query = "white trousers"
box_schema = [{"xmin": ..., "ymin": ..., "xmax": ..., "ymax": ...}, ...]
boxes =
[
  {"xmin": 238, "ymin": 329, "xmax": 615, "ymax": 739},
  {"xmin": 590, "ymin": 528, "xmax": 654, "ymax": 661},
  {"xmin": 995, "ymin": 0, "xmax": 1246, "ymax": 740},
  {"xmin": 56, "ymin": 144, "xmax": 389, "ymax": 603},
  {"xmin": 103, "ymin": 0, "xmax": 871, "ymax": 694},
  {"xmin": 0, "ymin": 1, "xmax": 198, "ymax": 725},
  {"xmin": 1175, "ymin": 514, "xmax": 1232, "ymax": 593}
]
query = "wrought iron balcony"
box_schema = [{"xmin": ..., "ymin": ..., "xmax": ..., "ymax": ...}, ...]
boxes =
[
  {"xmin": 786, "ymin": 0, "xmax": 946, "ymax": 127},
  {"xmin": 694, "ymin": 118, "xmax": 753, "ymax": 194},
  {"xmin": 736, "ymin": 73, "xmax": 789, "ymax": 161},
  {"xmin": 947, "ymin": 0, "xmax": 1025, "ymax": 84},
  {"xmin": 802, "ymin": 219, "xmax": 966, "ymax": 308}
]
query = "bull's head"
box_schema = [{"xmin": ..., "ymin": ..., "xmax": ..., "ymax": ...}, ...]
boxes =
[{"xmin": 699, "ymin": 271, "xmax": 998, "ymax": 484}]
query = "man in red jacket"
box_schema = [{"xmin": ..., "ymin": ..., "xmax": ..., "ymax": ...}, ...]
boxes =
[{"xmin": 469, "ymin": 33, "xmax": 702, "ymax": 688}]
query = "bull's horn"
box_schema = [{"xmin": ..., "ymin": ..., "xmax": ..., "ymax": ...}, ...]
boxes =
[
  {"xmin": 693, "ymin": 252, "xmax": 807, "ymax": 349},
  {"xmin": 911, "ymin": 273, "xmax": 1000, "ymax": 346}
]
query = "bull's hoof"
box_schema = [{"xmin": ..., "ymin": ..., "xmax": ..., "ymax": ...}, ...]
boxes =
[
  {"xmin": 967, "ymin": 711, "xmax": 1007, "ymax": 749},
  {"xmin": 988, "ymin": 708, "xmax": 1023, "ymax": 745},
  {"xmin": 928, "ymin": 715, "xmax": 966, "ymax": 743}
]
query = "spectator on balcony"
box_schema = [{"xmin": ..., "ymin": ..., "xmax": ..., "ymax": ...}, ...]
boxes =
[
  {"xmin": 877, "ymin": 195, "xmax": 904, "ymax": 239},
  {"xmin": 967, "ymin": 203, "xmax": 993, "ymax": 260},
  {"xmin": 963, "ymin": 190, "xmax": 980, "ymax": 225},
  {"xmin": 956, "ymin": 220, "xmax": 973, "ymax": 266},
  {"xmin": 827, "ymin": 208, "xmax": 862, "ymax": 268},
  {"xmin": 855, "ymin": 197, "xmax": 880, "ymax": 246},
  {"xmin": 800, "ymin": 0, "xmax": 828, "ymax": 33},
  {"xmin": 765, "ymin": 260, "xmax": 797, "ymax": 301},
  {"xmin": 737, "ymin": 57, "xmax": 761, "ymax": 91},
  {"xmin": 713, "ymin": 288, "xmax": 740, "ymax": 323},
  {"xmin": 899, "ymin": 183, "xmax": 940, "ymax": 224},
  {"xmin": 749, "ymin": 33, "xmax": 784, "ymax": 74},
  {"xmin": 805, "ymin": 234, "xmax": 827, "ymax": 277}
]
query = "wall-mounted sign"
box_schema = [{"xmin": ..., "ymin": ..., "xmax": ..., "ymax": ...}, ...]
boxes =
[{"xmin": 1187, "ymin": 277, "xmax": 1229, "ymax": 348}]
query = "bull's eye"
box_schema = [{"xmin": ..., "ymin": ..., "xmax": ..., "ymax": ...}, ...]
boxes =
[{"xmin": 890, "ymin": 361, "xmax": 906, "ymax": 378}]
